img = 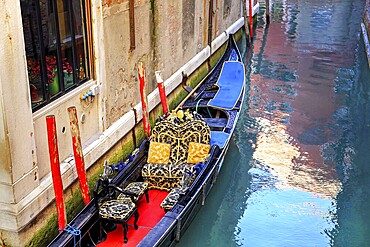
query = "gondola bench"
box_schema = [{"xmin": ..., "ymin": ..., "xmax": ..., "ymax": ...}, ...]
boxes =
[
  {"xmin": 142, "ymin": 116, "xmax": 211, "ymax": 191},
  {"xmin": 94, "ymin": 175, "xmax": 140, "ymax": 244}
]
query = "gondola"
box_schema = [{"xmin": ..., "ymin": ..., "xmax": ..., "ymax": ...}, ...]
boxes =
[{"xmin": 48, "ymin": 33, "xmax": 245, "ymax": 247}]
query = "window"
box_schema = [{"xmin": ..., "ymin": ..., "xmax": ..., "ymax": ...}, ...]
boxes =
[{"xmin": 21, "ymin": 0, "xmax": 92, "ymax": 111}]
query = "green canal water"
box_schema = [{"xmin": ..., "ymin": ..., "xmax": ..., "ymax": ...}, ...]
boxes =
[{"xmin": 177, "ymin": 0, "xmax": 370, "ymax": 246}]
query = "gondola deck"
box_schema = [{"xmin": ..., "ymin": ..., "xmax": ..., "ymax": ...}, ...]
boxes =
[{"xmin": 97, "ymin": 190, "xmax": 168, "ymax": 247}]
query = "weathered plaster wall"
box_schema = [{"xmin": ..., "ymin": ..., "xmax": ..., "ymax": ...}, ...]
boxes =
[
  {"xmin": 33, "ymin": 88, "xmax": 100, "ymax": 179},
  {"xmin": 102, "ymin": 0, "xmax": 153, "ymax": 126},
  {"xmin": 219, "ymin": 0, "xmax": 243, "ymax": 34},
  {"xmin": 0, "ymin": 78, "xmax": 14, "ymax": 208},
  {"xmin": 182, "ymin": 0, "xmax": 196, "ymax": 53},
  {"xmin": 102, "ymin": 0, "xmax": 242, "ymax": 125},
  {"xmin": 156, "ymin": 1, "xmax": 183, "ymax": 77},
  {"xmin": 0, "ymin": 0, "xmax": 39, "ymax": 205}
]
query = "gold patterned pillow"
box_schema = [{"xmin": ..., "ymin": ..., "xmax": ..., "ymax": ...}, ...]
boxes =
[
  {"xmin": 147, "ymin": 142, "xmax": 171, "ymax": 164},
  {"xmin": 187, "ymin": 142, "xmax": 210, "ymax": 164}
]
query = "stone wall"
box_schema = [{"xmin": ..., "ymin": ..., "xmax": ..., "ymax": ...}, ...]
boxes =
[{"xmin": 101, "ymin": 0, "xmax": 241, "ymax": 126}]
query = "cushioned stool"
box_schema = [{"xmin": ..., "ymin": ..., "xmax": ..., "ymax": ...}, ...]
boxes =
[
  {"xmin": 160, "ymin": 188, "xmax": 182, "ymax": 212},
  {"xmin": 118, "ymin": 182, "xmax": 149, "ymax": 203},
  {"xmin": 98, "ymin": 199, "xmax": 139, "ymax": 243}
]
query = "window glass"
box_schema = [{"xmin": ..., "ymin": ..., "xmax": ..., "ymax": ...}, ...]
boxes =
[{"xmin": 20, "ymin": 0, "xmax": 90, "ymax": 110}]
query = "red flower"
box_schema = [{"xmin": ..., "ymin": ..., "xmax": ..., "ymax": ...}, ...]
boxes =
[{"xmin": 28, "ymin": 56, "xmax": 73, "ymax": 83}]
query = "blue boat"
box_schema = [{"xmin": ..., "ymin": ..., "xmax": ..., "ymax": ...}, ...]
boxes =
[{"xmin": 48, "ymin": 33, "xmax": 245, "ymax": 247}]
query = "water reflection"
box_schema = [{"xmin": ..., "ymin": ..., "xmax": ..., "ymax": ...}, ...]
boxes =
[
  {"xmin": 237, "ymin": 189, "xmax": 337, "ymax": 246},
  {"xmin": 235, "ymin": 113, "xmax": 340, "ymax": 246},
  {"xmin": 238, "ymin": 0, "xmax": 366, "ymax": 246},
  {"xmin": 250, "ymin": 117, "xmax": 341, "ymax": 199}
]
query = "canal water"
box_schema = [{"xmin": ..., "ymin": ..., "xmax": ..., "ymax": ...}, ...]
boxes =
[{"xmin": 177, "ymin": 0, "xmax": 370, "ymax": 246}]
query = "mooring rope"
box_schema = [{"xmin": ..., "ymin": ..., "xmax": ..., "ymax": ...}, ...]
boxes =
[{"xmin": 63, "ymin": 224, "xmax": 81, "ymax": 247}]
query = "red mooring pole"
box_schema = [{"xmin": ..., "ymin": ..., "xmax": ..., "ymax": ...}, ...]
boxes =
[
  {"xmin": 46, "ymin": 115, "xmax": 66, "ymax": 232},
  {"xmin": 155, "ymin": 71, "xmax": 169, "ymax": 115},
  {"xmin": 67, "ymin": 106, "xmax": 90, "ymax": 205},
  {"xmin": 266, "ymin": 0, "xmax": 270, "ymax": 24},
  {"xmin": 249, "ymin": 0, "xmax": 253, "ymax": 40},
  {"xmin": 137, "ymin": 62, "xmax": 151, "ymax": 137}
]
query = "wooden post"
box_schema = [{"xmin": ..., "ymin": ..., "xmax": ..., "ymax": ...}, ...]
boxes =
[
  {"xmin": 46, "ymin": 115, "xmax": 66, "ymax": 232},
  {"xmin": 155, "ymin": 71, "xmax": 169, "ymax": 115},
  {"xmin": 266, "ymin": 0, "xmax": 270, "ymax": 24},
  {"xmin": 207, "ymin": 0, "xmax": 214, "ymax": 70},
  {"xmin": 137, "ymin": 62, "xmax": 151, "ymax": 137},
  {"xmin": 242, "ymin": 0, "xmax": 251, "ymax": 46},
  {"xmin": 129, "ymin": 0, "xmax": 135, "ymax": 50},
  {"xmin": 249, "ymin": 0, "xmax": 253, "ymax": 40},
  {"xmin": 67, "ymin": 106, "xmax": 91, "ymax": 205}
]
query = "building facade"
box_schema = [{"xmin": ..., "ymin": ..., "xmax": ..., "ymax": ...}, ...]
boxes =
[{"xmin": 0, "ymin": 0, "xmax": 247, "ymax": 245}]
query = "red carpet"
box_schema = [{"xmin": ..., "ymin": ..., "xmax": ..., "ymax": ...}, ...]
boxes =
[{"xmin": 97, "ymin": 190, "xmax": 168, "ymax": 247}]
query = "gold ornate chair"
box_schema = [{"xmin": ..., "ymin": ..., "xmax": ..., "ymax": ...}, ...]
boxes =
[
  {"xmin": 118, "ymin": 181, "xmax": 149, "ymax": 203},
  {"xmin": 142, "ymin": 111, "xmax": 211, "ymax": 191},
  {"xmin": 94, "ymin": 165, "xmax": 139, "ymax": 243}
]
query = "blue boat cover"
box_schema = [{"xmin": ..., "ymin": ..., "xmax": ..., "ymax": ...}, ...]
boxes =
[
  {"xmin": 208, "ymin": 61, "xmax": 245, "ymax": 110},
  {"xmin": 211, "ymin": 131, "xmax": 230, "ymax": 149}
]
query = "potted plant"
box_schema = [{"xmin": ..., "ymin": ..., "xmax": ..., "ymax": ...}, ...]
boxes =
[
  {"xmin": 27, "ymin": 56, "xmax": 74, "ymax": 96},
  {"xmin": 62, "ymin": 59, "xmax": 73, "ymax": 87}
]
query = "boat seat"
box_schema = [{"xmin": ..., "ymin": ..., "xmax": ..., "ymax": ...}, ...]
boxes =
[
  {"xmin": 208, "ymin": 61, "xmax": 245, "ymax": 110},
  {"xmin": 159, "ymin": 167, "xmax": 194, "ymax": 212},
  {"xmin": 142, "ymin": 111, "xmax": 211, "ymax": 191},
  {"xmin": 118, "ymin": 182, "xmax": 149, "ymax": 203},
  {"xmin": 203, "ymin": 118, "xmax": 228, "ymax": 129},
  {"xmin": 98, "ymin": 199, "xmax": 139, "ymax": 243},
  {"xmin": 160, "ymin": 188, "xmax": 182, "ymax": 212},
  {"xmin": 93, "ymin": 174, "xmax": 139, "ymax": 244},
  {"xmin": 210, "ymin": 131, "xmax": 230, "ymax": 149}
]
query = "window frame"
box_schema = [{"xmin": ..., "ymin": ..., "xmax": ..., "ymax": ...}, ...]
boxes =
[{"xmin": 23, "ymin": 0, "xmax": 93, "ymax": 112}]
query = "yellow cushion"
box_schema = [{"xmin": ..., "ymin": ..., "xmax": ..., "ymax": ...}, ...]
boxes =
[
  {"xmin": 187, "ymin": 142, "xmax": 210, "ymax": 164},
  {"xmin": 147, "ymin": 142, "xmax": 171, "ymax": 164}
]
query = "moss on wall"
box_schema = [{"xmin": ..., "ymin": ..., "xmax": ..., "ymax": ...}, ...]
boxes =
[
  {"xmin": 150, "ymin": 0, "xmax": 159, "ymax": 71},
  {"xmin": 25, "ymin": 195, "xmax": 82, "ymax": 247},
  {"xmin": 234, "ymin": 29, "xmax": 243, "ymax": 42},
  {"xmin": 25, "ymin": 214, "xmax": 58, "ymax": 247}
]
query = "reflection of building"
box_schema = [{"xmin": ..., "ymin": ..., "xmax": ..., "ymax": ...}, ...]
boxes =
[
  {"xmin": 0, "ymin": 1, "xmax": 245, "ymax": 246},
  {"xmin": 247, "ymin": 0, "xmax": 360, "ymax": 200},
  {"xmin": 252, "ymin": 117, "xmax": 341, "ymax": 198}
]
